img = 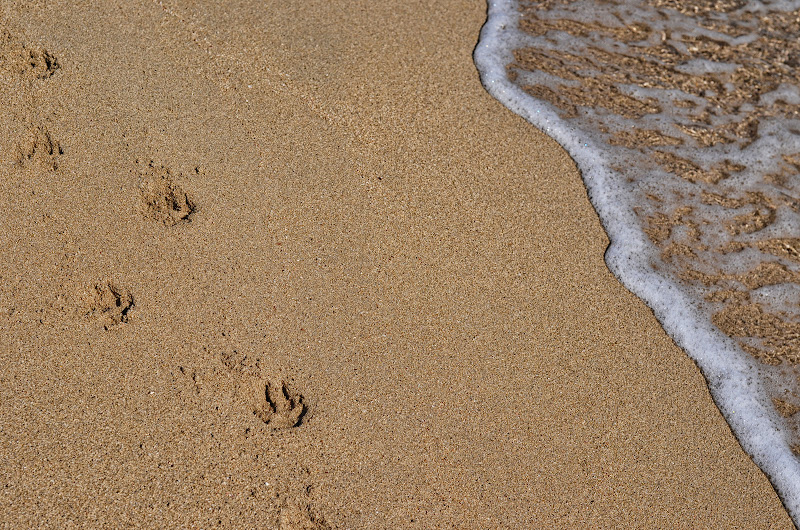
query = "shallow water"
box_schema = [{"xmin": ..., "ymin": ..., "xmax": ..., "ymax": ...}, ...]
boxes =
[{"xmin": 476, "ymin": 0, "xmax": 800, "ymax": 522}]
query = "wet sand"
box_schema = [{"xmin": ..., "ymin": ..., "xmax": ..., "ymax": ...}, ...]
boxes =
[{"xmin": 0, "ymin": 0, "xmax": 793, "ymax": 527}]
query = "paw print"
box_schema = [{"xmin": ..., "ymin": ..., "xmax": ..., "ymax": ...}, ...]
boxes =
[{"xmin": 253, "ymin": 381, "xmax": 306, "ymax": 429}]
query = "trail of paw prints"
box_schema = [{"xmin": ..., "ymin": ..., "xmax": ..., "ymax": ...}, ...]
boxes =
[
  {"xmin": 0, "ymin": 29, "xmax": 64, "ymax": 171},
  {"xmin": 137, "ymin": 160, "xmax": 197, "ymax": 226},
  {"xmin": 0, "ymin": 30, "xmax": 59, "ymax": 83}
]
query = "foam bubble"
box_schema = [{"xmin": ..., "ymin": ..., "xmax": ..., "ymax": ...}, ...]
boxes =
[{"xmin": 475, "ymin": 0, "xmax": 800, "ymax": 521}]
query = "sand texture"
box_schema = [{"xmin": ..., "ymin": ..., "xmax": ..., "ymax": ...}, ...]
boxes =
[{"xmin": 0, "ymin": 0, "xmax": 794, "ymax": 528}]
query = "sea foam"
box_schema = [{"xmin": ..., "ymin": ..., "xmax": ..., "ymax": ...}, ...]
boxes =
[{"xmin": 475, "ymin": 0, "xmax": 800, "ymax": 521}]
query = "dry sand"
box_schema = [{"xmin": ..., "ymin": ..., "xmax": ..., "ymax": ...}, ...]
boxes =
[{"xmin": 0, "ymin": 0, "xmax": 794, "ymax": 528}]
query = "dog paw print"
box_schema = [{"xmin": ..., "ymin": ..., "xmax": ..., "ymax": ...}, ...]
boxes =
[
  {"xmin": 14, "ymin": 125, "xmax": 62, "ymax": 170},
  {"xmin": 138, "ymin": 161, "xmax": 196, "ymax": 226},
  {"xmin": 0, "ymin": 31, "xmax": 59, "ymax": 81},
  {"xmin": 279, "ymin": 501, "xmax": 330, "ymax": 530},
  {"xmin": 22, "ymin": 46, "xmax": 59, "ymax": 79},
  {"xmin": 252, "ymin": 381, "xmax": 306, "ymax": 429},
  {"xmin": 83, "ymin": 282, "xmax": 134, "ymax": 329}
]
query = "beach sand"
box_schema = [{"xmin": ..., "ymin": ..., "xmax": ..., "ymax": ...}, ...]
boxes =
[{"xmin": 0, "ymin": 0, "xmax": 794, "ymax": 527}]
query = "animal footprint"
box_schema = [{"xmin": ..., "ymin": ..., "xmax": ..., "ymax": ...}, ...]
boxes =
[
  {"xmin": 252, "ymin": 380, "xmax": 306, "ymax": 429},
  {"xmin": 138, "ymin": 161, "xmax": 196, "ymax": 226},
  {"xmin": 279, "ymin": 501, "xmax": 330, "ymax": 530},
  {"xmin": 220, "ymin": 349, "xmax": 260, "ymax": 376},
  {"xmin": 0, "ymin": 31, "xmax": 59, "ymax": 81},
  {"xmin": 14, "ymin": 124, "xmax": 62, "ymax": 170},
  {"xmin": 83, "ymin": 282, "xmax": 134, "ymax": 329}
]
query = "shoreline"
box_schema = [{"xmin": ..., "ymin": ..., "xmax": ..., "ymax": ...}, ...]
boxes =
[{"xmin": 476, "ymin": 0, "xmax": 800, "ymax": 523}]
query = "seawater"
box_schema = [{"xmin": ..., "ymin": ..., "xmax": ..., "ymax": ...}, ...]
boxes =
[{"xmin": 475, "ymin": 0, "xmax": 800, "ymax": 521}]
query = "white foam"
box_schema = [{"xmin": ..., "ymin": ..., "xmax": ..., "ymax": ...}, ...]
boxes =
[{"xmin": 474, "ymin": 0, "xmax": 800, "ymax": 522}]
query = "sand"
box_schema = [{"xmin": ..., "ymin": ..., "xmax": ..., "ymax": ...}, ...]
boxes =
[{"xmin": 0, "ymin": 0, "xmax": 793, "ymax": 528}]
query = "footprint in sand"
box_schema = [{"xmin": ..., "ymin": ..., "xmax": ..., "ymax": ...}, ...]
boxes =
[
  {"xmin": 13, "ymin": 124, "xmax": 62, "ymax": 171},
  {"xmin": 138, "ymin": 161, "xmax": 197, "ymax": 226},
  {"xmin": 250, "ymin": 380, "xmax": 307, "ymax": 429},
  {"xmin": 1, "ymin": 32, "xmax": 63, "ymax": 171},
  {"xmin": 279, "ymin": 500, "xmax": 330, "ymax": 530},
  {"xmin": 218, "ymin": 348, "xmax": 308, "ymax": 429},
  {"xmin": 82, "ymin": 281, "xmax": 134, "ymax": 330},
  {"xmin": 0, "ymin": 30, "xmax": 59, "ymax": 82}
]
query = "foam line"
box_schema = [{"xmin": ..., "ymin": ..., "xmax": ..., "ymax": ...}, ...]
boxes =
[{"xmin": 474, "ymin": 0, "xmax": 800, "ymax": 523}]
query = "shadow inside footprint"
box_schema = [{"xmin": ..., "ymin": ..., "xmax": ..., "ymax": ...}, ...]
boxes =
[{"xmin": 252, "ymin": 381, "xmax": 307, "ymax": 429}]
